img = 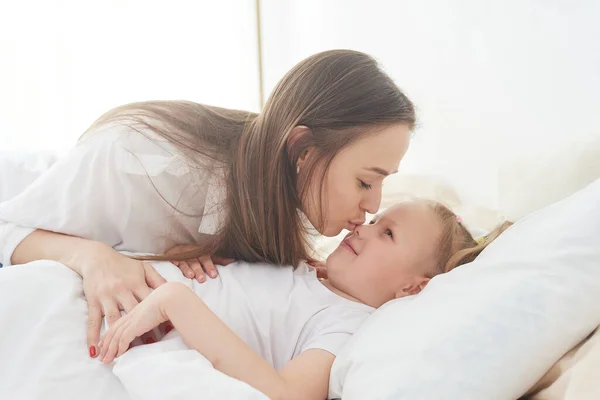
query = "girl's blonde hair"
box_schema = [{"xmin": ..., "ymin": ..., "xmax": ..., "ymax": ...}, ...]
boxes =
[{"xmin": 428, "ymin": 202, "xmax": 512, "ymax": 275}]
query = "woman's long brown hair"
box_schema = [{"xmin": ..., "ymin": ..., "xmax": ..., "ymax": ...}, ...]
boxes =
[{"xmin": 86, "ymin": 50, "xmax": 416, "ymax": 266}]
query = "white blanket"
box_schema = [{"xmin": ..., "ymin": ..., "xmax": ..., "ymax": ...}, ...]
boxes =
[{"xmin": 0, "ymin": 261, "xmax": 267, "ymax": 400}]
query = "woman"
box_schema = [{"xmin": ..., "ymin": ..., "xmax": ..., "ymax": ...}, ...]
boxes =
[{"xmin": 0, "ymin": 49, "xmax": 415, "ymax": 357}]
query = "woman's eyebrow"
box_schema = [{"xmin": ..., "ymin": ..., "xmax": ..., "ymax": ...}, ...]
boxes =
[{"xmin": 364, "ymin": 167, "xmax": 397, "ymax": 176}]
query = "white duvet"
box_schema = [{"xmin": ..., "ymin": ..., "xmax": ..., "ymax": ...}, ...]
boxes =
[{"xmin": 0, "ymin": 261, "xmax": 267, "ymax": 400}]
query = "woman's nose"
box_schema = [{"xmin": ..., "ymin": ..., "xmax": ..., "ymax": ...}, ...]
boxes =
[{"xmin": 360, "ymin": 187, "xmax": 382, "ymax": 215}]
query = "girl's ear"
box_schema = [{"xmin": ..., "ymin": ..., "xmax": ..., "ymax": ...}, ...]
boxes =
[{"xmin": 395, "ymin": 277, "xmax": 430, "ymax": 298}]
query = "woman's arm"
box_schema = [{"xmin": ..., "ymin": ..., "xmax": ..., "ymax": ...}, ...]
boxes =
[
  {"xmin": 100, "ymin": 282, "xmax": 335, "ymax": 400},
  {"xmin": 0, "ymin": 127, "xmax": 197, "ymax": 354},
  {"xmin": 14, "ymin": 230, "xmax": 166, "ymax": 355},
  {"xmin": 12, "ymin": 229, "xmax": 106, "ymax": 273}
]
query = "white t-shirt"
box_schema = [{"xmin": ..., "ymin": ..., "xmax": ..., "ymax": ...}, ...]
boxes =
[
  {"xmin": 0, "ymin": 123, "xmax": 224, "ymax": 266},
  {"xmin": 152, "ymin": 260, "xmax": 374, "ymax": 371}
]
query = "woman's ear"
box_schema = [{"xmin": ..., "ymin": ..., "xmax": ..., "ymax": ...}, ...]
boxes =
[
  {"xmin": 287, "ymin": 126, "xmax": 314, "ymax": 169},
  {"xmin": 395, "ymin": 277, "xmax": 430, "ymax": 298}
]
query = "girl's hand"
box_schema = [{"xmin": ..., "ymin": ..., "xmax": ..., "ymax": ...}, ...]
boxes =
[
  {"xmin": 76, "ymin": 242, "xmax": 166, "ymax": 358},
  {"xmin": 166, "ymin": 244, "xmax": 235, "ymax": 283},
  {"xmin": 98, "ymin": 282, "xmax": 182, "ymax": 364}
]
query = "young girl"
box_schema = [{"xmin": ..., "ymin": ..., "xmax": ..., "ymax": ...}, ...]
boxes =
[
  {"xmin": 98, "ymin": 201, "xmax": 511, "ymax": 400},
  {"xmin": 0, "ymin": 50, "xmax": 415, "ymax": 356}
]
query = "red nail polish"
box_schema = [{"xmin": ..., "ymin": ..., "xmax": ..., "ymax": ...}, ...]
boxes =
[
  {"xmin": 89, "ymin": 346, "xmax": 97, "ymax": 358},
  {"xmin": 145, "ymin": 337, "xmax": 156, "ymax": 344},
  {"xmin": 165, "ymin": 324, "xmax": 174, "ymax": 334}
]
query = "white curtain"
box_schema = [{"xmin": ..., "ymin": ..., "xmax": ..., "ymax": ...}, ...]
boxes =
[{"xmin": 0, "ymin": 0, "xmax": 260, "ymax": 153}]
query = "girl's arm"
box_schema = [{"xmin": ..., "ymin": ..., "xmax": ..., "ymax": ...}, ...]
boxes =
[{"xmin": 100, "ymin": 282, "xmax": 335, "ymax": 400}]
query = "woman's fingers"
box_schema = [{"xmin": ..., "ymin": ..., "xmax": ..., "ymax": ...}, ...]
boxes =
[
  {"xmin": 171, "ymin": 254, "xmax": 232, "ymax": 282},
  {"xmin": 133, "ymin": 284, "xmax": 152, "ymax": 302},
  {"xmin": 87, "ymin": 302, "xmax": 103, "ymax": 357},
  {"xmin": 118, "ymin": 292, "xmax": 139, "ymax": 313},
  {"xmin": 315, "ymin": 267, "xmax": 328, "ymax": 279},
  {"xmin": 103, "ymin": 301, "xmax": 122, "ymax": 327},
  {"xmin": 143, "ymin": 262, "xmax": 166, "ymax": 289},
  {"xmin": 188, "ymin": 258, "xmax": 207, "ymax": 282},
  {"xmin": 200, "ymin": 256, "xmax": 217, "ymax": 279},
  {"xmin": 178, "ymin": 261, "xmax": 195, "ymax": 279},
  {"xmin": 139, "ymin": 331, "xmax": 158, "ymax": 345},
  {"xmin": 160, "ymin": 321, "xmax": 175, "ymax": 336}
]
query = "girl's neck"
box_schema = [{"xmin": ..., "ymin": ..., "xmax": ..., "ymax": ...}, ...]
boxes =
[{"xmin": 319, "ymin": 279, "xmax": 364, "ymax": 304}]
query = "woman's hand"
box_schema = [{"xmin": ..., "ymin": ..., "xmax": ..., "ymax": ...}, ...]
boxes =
[
  {"xmin": 75, "ymin": 242, "xmax": 167, "ymax": 358},
  {"xmin": 98, "ymin": 282, "xmax": 182, "ymax": 364},
  {"xmin": 166, "ymin": 244, "xmax": 235, "ymax": 283},
  {"xmin": 307, "ymin": 260, "xmax": 328, "ymax": 279}
]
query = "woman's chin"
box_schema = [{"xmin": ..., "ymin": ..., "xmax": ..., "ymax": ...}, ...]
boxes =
[{"xmin": 320, "ymin": 224, "xmax": 344, "ymax": 237}]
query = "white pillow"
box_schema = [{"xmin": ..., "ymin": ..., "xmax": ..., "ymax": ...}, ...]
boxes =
[{"xmin": 329, "ymin": 178, "xmax": 600, "ymax": 400}]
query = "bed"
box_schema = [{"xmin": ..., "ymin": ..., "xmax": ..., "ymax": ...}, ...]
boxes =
[{"xmin": 1, "ymin": 130, "xmax": 599, "ymax": 399}]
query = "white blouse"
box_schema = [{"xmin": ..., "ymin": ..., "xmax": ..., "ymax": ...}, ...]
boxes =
[{"xmin": 0, "ymin": 123, "xmax": 226, "ymax": 266}]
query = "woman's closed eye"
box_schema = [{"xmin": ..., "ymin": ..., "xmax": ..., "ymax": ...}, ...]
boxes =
[
  {"xmin": 384, "ymin": 229, "xmax": 393, "ymax": 239},
  {"xmin": 359, "ymin": 180, "xmax": 372, "ymax": 190}
]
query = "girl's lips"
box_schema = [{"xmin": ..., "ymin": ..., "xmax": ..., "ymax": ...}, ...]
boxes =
[{"xmin": 341, "ymin": 240, "xmax": 357, "ymax": 255}]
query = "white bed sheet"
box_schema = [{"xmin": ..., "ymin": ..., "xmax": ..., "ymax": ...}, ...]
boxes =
[{"xmin": 0, "ymin": 261, "xmax": 267, "ymax": 400}]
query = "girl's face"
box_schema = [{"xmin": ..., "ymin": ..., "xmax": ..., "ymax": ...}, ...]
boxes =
[
  {"xmin": 326, "ymin": 202, "xmax": 442, "ymax": 308},
  {"xmin": 302, "ymin": 123, "xmax": 411, "ymax": 237}
]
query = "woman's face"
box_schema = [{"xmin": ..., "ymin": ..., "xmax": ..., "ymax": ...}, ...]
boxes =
[
  {"xmin": 326, "ymin": 203, "xmax": 442, "ymax": 308},
  {"xmin": 302, "ymin": 123, "xmax": 411, "ymax": 237}
]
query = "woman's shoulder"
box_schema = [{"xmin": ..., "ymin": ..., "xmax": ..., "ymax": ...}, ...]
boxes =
[
  {"xmin": 78, "ymin": 121, "xmax": 174, "ymax": 156},
  {"xmin": 78, "ymin": 122, "xmax": 214, "ymax": 179}
]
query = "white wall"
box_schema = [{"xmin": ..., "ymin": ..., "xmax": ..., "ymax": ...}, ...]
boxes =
[
  {"xmin": 0, "ymin": 0, "xmax": 260, "ymax": 152},
  {"xmin": 2, "ymin": 0, "xmax": 598, "ymax": 212},
  {"xmin": 260, "ymin": 0, "xmax": 600, "ymax": 210}
]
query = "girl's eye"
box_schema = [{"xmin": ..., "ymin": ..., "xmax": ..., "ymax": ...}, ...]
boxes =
[
  {"xmin": 359, "ymin": 180, "xmax": 373, "ymax": 190},
  {"xmin": 385, "ymin": 229, "xmax": 393, "ymax": 238}
]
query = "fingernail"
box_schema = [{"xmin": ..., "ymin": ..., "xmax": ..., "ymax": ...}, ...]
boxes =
[
  {"xmin": 209, "ymin": 272, "xmax": 217, "ymax": 278},
  {"xmin": 89, "ymin": 346, "xmax": 97, "ymax": 358},
  {"xmin": 145, "ymin": 337, "xmax": 156, "ymax": 344},
  {"xmin": 186, "ymin": 272, "xmax": 193, "ymax": 278},
  {"xmin": 165, "ymin": 324, "xmax": 174, "ymax": 334},
  {"xmin": 198, "ymin": 276, "xmax": 206, "ymax": 282}
]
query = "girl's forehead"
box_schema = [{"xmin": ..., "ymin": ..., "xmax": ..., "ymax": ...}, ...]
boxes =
[
  {"xmin": 375, "ymin": 203, "xmax": 436, "ymax": 226},
  {"xmin": 379, "ymin": 202, "xmax": 423, "ymax": 217}
]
